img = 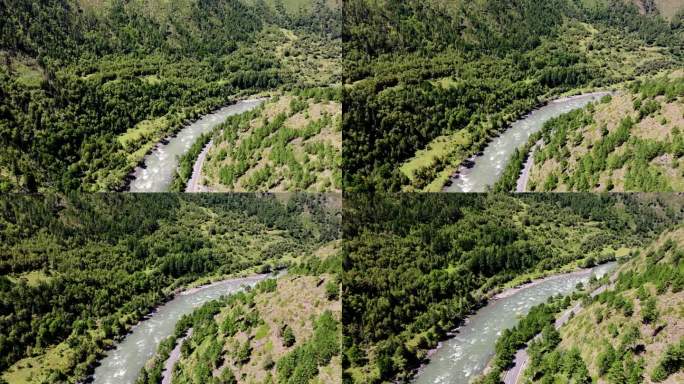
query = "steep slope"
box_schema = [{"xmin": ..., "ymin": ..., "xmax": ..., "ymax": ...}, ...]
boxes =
[
  {"xmin": 147, "ymin": 275, "xmax": 341, "ymax": 384},
  {"xmin": 135, "ymin": 241, "xmax": 342, "ymax": 384},
  {"xmin": 342, "ymin": 194, "xmax": 682, "ymax": 383},
  {"xmin": 520, "ymin": 226, "xmax": 684, "ymax": 383},
  {"xmin": 513, "ymin": 73, "xmax": 684, "ymax": 192},
  {"xmin": 198, "ymin": 88, "xmax": 342, "ymax": 192}
]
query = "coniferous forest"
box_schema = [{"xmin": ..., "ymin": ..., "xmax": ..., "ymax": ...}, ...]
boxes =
[
  {"xmin": 343, "ymin": 193, "xmax": 684, "ymax": 383},
  {"xmin": 0, "ymin": 193, "xmax": 340, "ymax": 383},
  {"xmin": 343, "ymin": 0, "xmax": 684, "ymax": 192},
  {"xmin": 0, "ymin": 0, "xmax": 341, "ymax": 192},
  {"xmin": 3, "ymin": 1, "xmax": 684, "ymax": 384}
]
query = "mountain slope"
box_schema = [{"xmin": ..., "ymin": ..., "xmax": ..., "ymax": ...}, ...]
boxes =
[
  {"xmin": 520, "ymin": 226, "xmax": 684, "ymax": 383},
  {"xmin": 199, "ymin": 88, "xmax": 342, "ymax": 192},
  {"xmin": 135, "ymin": 240, "xmax": 342, "ymax": 384},
  {"xmin": 515, "ymin": 73, "xmax": 684, "ymax": 192},
  {"xmin": 342, "ymin": 0, "xmax": 684, "ymax": 192},
  {"xmin": 342, "ymin": 193, "xmax": 682, "ymax": 383},
  {"xmin": 146, "ymin": 274, "xmax": 341, "ymax": 384},
  {"xmin": 0, "ymin": 0, "xmax": 340, "ymax": 192},
  {"xmin": 0, "ymin": 194, "xmax": 341, "ymax": 383},
  {"xmin": 2, "ymin": 0, "xmax": 263, "ymax": 59}
]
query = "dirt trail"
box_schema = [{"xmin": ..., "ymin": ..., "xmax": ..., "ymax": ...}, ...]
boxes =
[
  {"xmin": 516, "ymin": 140, "xmax": 542, "ymax": 193},
  {"xmin": 161, "ymin": 329, "xmax": 193, "ymax": 384},
  {"xmin": 502, "ymin": 281, "xmax": 614, "ymax": 384},
  {"xmin": 185, "ymin": 140, "xmax": 213, "ymax": 193}
]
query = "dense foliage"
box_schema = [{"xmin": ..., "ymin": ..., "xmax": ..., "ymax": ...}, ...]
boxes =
[
  {"xmin": 0, "ymin": 193, "xmax": 340, "ymax": 382},
  {"xmin": 342, "ymin": 0, "xmax": 684, "ymax": 191},
  {"xmin": 342, "ymin": 193, "xmax": 682, "ymax": 383},
  {"xmin": 0, "ymin": 0, "xmax": 341, "ymax": 192}
]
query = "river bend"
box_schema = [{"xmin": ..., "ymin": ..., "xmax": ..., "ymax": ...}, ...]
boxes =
[
  {"xmin": 129, "ymin": 99, "xmax": 265, "ymax": 192},
  {"xmin": 412, "ymin": 262, "xmax": 616, "ymax": 384},
  {"xmin": 92, "ymin": 274, "xmax": 269, "ymax": 384},
  {"xmin": 445, "ymin": 92, "xmax": 610, "ymax": 192}
]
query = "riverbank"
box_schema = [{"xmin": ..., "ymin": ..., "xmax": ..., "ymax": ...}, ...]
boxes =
[
  {"xmin": 409, "ymin": 262, "xmax": 617, "ymax": 384},
  {"xmin": 490, "ymin": 264, "xmax": 601, "ymax": 301},
  {"xmin": 125, "ymin": 97, "xmax": 267, "ymax": 192},
  {"xmin": 67, "ymin": 272, "xmax": 271, "ymax": 384},
  {"xmin": 500, "ymin": 273, "xmax": 618, "ymax": 384},
  {"xmin": 161, "ymin": 329, "xmax": 193, "ymax": 384},
  {"xmin": 116, "ymin": 98, "xmax": 241, "ymax": 192},
  {"xmin": 179, "ymin": 271, "xmax": 278, "ymax": 296},
  {"xmin": 444, "ymin": 90, "xmax": 612, "ymax": 192},
  {"xmin": 91, "ymin": 272, "xmax": 275, "ymax": 384}
]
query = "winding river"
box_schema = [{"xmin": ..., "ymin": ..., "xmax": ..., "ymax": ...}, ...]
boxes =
[
  {"xmin": 412, "ymin": 262, "xmax": 616, "ymax": 384},
  {"xmin": 92, "ymin": 274, "xmax": 270, "ymax": 384},
  {"xmin": 128, "ymin": 99, "xmax": 265, "ymax": 192},
  {"xmin": 444, "ymin": 92, "xmax": 611, "ymax": 192}
]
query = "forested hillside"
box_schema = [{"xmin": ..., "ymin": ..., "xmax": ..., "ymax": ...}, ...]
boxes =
[
  {"xmin": 507, "ymin": 226, "xmax": 684, "ymax": 383},
  {"xmin": 343, "ymin": 0, "xmax": 684, "ymax": 192},
  {"xmin": 0, "ymin": 193, "xmax": 341, "ymax": 383},
  {"xmin": 192, "ymin": 87, "xmax": 342, "ymax": 192},
  {"xmin": 135, "ymin": 239, "xmax": 342, "ymax": 384},
  {"xmin": 342, "ymin": 193, "xmax": 683, "ymax": 383},
  {"xmin": 497, "ymin": 73, "xmax": 684, "ymax": 192},
  {"xmin": 0, "ymin": 0, "xmax": 340, "ymax": 192},
  {"xmin": 136, "ymin": 270, "xmax": 341, "ymax": 384}
]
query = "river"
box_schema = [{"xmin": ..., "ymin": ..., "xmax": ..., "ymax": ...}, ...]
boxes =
[
  {"xmin": 411, "ymin": 262, "xmax": 616, "ymax": 384},
  {"xmin": 91, "ymin": 274, "xmax": 270, "ymax": 384},
  {"xmin": 444, "ymin": 92, "xmax": 611, "ymax": 192},
  {"xmin": 128, "ymin": 99, "xmax": 265, "ymax": 192}
]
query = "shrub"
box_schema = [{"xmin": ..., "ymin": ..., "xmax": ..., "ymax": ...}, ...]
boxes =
[
  {"xmin": 642, "ymin": 297, "xmax": 658, "ymax": 324},
  {"xmin": 325, "ymin": 281, "xmax": 339, "ymax": 301},
  {"xmin": 282, "ymin": 325, "xmax": 296, "ymax": 347}
]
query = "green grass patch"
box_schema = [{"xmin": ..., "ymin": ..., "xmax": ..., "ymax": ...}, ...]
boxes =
[
  {"xmin": 255, "ymin": 323, "xmax": 271, "ymax": 340},
  {"xmin": 117, "ymin": 116, "xmax": 169, "ymax": 150},
  {"xmin": 399, "ymin": 131, "xmax": 470, "ymax": 181},
  {"xmin": 141, "ymin": 75, "xmax": 162, "ymax": 85},
  {"xmin": 2, "ymin": 343, "xmax": 73, "ymax": 384},
  {"xmin": 424, "ymin": 169, "xmax": 454, "ymax": 192},
  {"xmin": 7, "ymin": 270, "xmax": 53, "ymax": 286},
  {"xmin": 429, "ymin": 76, "xmax": 460, "ymax": 88},
  {"xmin": 614, "ymin": 247, "xmax": 632, "ymax": 258},
  {"xmin": 13, "ymin": 64, "xmax": 43, "ymax": 88}
]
